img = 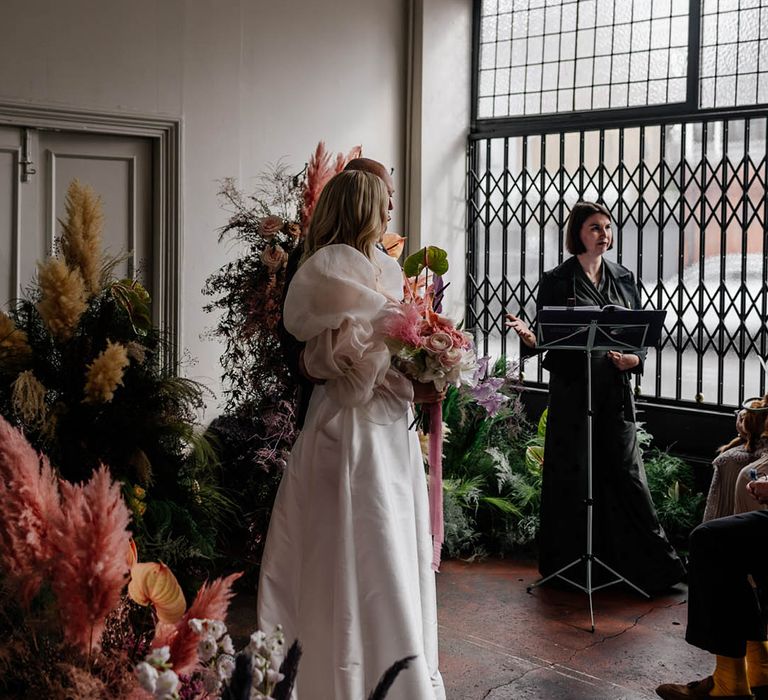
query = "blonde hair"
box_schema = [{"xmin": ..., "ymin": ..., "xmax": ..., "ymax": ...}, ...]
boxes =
[{"xmin": 302, "ymin": 170, "xmax": 387, "ymax": 261}]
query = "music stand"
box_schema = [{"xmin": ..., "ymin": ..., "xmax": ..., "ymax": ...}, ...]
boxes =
[{"xmin": 526, "ymin": 307, "xmax": 666, "ymax": 632}]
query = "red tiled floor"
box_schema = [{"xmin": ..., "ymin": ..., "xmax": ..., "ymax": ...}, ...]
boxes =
[{"xmin": 437, "ymin": 558, "xmax": 710, "ymax": 699}]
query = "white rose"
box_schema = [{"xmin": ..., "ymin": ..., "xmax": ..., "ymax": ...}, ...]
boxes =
[
  {"xmin": 198, "ymin": 634, "xmax": 218, "ymax": 662},
  {"xmin": 155, "ymin": 669, "xmax": 179, "ymax": 696},
  {"xmin": 146, "ymin": 646, "xmax": 171, "ymax": 666},
  {"xmin": 266, "ymin": 669, "xmax": 285, "ymax": 685},
  {"xmin": 134, "ymin": 662, "xmax": 158, "ymax": 693}
]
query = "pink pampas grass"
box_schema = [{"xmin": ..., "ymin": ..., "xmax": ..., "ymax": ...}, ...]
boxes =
[
  {"xmin": 49, "ymin": 465, "xmax": 132, "ymax": 654},
  {"xmin": 0, "ymin": 416, "xmax": 60, "ymax": 606},
  {"xmin": 300, "ymin": 142, "xmax": 362, "ymax": 230},
  {"xmin": 152, "ymin": 572, "xmax": 242, "ymax": 675}
]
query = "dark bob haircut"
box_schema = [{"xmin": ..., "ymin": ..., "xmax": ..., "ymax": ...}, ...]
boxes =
[{"xmin": 565, "ymin": 201, "xmax": 613, "ymax": 255}]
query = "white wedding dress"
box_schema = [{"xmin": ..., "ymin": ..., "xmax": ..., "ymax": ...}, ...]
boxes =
[{"xmin": 258, "ymin": 244, "xmax": 446, "ymax": 700}]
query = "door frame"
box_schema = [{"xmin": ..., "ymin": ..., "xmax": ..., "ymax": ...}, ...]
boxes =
[{"xmin": 0, "ymin": 101, "xmax": 182, "ymax": 368}]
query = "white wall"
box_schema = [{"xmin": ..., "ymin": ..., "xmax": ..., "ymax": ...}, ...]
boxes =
[
  {"xmin": 407, "ymin": 0, "xmax": 472, "ymax": 324},
  {"xmin": 0, "ymin": 0, "xmax": 407, "ymax": 416}
]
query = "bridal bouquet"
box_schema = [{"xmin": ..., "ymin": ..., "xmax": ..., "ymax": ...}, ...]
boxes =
[
  {"xmin": 382, "ymin": 246, "xmax": 478, "ymax": 391},
  {"xmin": 381, "ymin": 246, "xmax": 479, "ymax": 571}
]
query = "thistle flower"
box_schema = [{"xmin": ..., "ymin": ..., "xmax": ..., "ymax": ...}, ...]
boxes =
[
  {"xmin": 0, "ymin": 416, "xmax": 60, "ymax": 606},
  {"xmin": 58, "ymin": 179, "xmax": 105, "ymax": 295},
  {"xmin": 0, "ymin": 310, "xmax": 32, "ymax": 369},
  {"xmin": 11, "ymin": 370, "xmax": 48, "ymax": 429},
  {"xmin": 36, "ymin": 257, "xmax": 87, "ymax": 341},
  {"xmin": 152, "ymin": 572, "xmax": 242, "ymax": 675},
  {"xmin": 49, "ymin": 465, "xmax": 132, "ymax": 654},
  {"xmin": 83, "ymin": 341, "xmax": 130, "ymax": 403}
]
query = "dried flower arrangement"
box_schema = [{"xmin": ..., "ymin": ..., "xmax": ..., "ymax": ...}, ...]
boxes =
[
  {"xmin": 0, "ymin": 179, "xmax": 231, "ymax": 584},
  {"xmin": 203, "ymin": 142, "xmax": 360, "ymax": 583}
]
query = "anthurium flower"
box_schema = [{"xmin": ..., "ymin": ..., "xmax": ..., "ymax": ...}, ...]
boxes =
[
  {"xmin": 382, "ymin": 232, "xmax": 406, "ymax": 259},
  {"xmin": 128, "ymin": 562, "xmax": 186, "ymax": 623},
  {"xmin": 126, "ymin": 538, "xmax": 138, "ymax": 568}
]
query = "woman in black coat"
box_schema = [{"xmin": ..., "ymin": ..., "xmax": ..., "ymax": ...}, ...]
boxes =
[{"xmin": 506, "ymin": 201, "xmax": 684, "ymax": 593}]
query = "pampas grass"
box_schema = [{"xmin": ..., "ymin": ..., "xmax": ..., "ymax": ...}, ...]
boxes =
[
  {"xmin": 0, "ymin": 416, "xmax": 60, "ymax": 607},
  {"xmin": 83, "ymin": 341, "xmax": 130, "ymax": 403},
  {"xmin": 152, "ymin": 572, "xmax": 242, "ymax": 675},
  {"xmin": 0, "ymin": 310, "xmax": 31, "ymax": 370},
  {"xmin": 11, "ymin": 370, "xmax": 47, "ymax": 429},
  {"xmin": 49, "ymin": 465, "xmax": 132, "ymax": 654},
  {"xmin": 300, "ymin": 142, "xmax": 362, "ymax": 229},
  {"xmin": 36, "ymin": 257, "xmax": 88, "ymax": 341},
  {"xmin": 59, "ymin": 179, "xmax": 105, "ymax": 296}
]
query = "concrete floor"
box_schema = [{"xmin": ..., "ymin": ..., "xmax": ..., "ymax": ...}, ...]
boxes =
[
  {"xmin": 438, "ymin": 559, "xmax": 710, "ymax": 699},
  {"xmin": 229, "ymin": 558, "xmax": 711, "ymax": 699}
]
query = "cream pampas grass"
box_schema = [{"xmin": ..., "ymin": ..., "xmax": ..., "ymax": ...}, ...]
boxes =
[
  {"xmin": 11, "ymin": 370, "xmax": 48, "ymax": 429},
  {"xmin": 49, "ymin": 465, "xmax": 132, "ymax": 654},
  {"xmin": 59, "ymin": 179, "xmax": 104, "ymax": 296},
  {"xmin": 83, "ymin": 341, "xmax": 130, "ymax": 403},
  {"xmin": 0, "ymin": 416, "xmax": 60, "ymax": 607},
  {"xmin": 152, "ymin": 572, "xmax": 242, "ymax": 674},
  {"xmin": 0, "ymin": 310, "xmax": 32, "ymax": 369},
  {"xmin": 36, "ymin": 258, "xmax": 87, "ymax": 341}
]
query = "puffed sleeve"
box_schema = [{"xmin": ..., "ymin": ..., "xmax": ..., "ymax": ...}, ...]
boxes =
[{"xmin": 284, "ymin": 245, "xmax": 412, "ymax": 414}]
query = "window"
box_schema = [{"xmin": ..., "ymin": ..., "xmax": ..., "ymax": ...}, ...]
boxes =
[{"xmin": 469, "ymin": 0, "xmax": 768, "ymax": 409}]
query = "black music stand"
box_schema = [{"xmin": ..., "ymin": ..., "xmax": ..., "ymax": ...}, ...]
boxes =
[{"xmin": 526, "ymin": 307, "xmax": 666, "ymax": 632}]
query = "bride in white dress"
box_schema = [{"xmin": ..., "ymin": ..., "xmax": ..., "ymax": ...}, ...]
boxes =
[{"xmin": 258, "ymin": 170, "xmax": 446, "ymax": 700}]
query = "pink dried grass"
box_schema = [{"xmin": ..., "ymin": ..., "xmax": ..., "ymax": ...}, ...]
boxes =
[
  {"xmin": 0, "ymin": 416, "xmax": 60, "ymax": 606},
  {"xmin": 49, "ymin": 465, "xmax": 132, "ymax": 654},
  {"xmin": 152, "ymin": 572, "xmax": 242, "ymax": 675},
  {"xmin": 300, "ymin": 142, "xmax": 362, "ymax": 229}
]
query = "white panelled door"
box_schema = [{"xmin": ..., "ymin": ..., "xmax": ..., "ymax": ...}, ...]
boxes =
[{"xmin": 1, "ymin": 127, "xmax": 154, "ymax": 310}]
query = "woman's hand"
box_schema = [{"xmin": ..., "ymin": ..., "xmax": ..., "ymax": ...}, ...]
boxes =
[
  {"xmin": 505, "ymin": 314, "xmax": 536, "ymax": 348},
  {"xmin": 412, "ymin": 380, "xmax": 446, "ymax": 405},
  {"xmin": 607, "ymin": 351, "xmax": 640, "ymax": 371}
]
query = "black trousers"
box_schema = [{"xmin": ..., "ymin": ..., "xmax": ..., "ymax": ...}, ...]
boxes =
[{"xmin": 686, "ymin": 511, "xmax": 768, "ymax": 657}]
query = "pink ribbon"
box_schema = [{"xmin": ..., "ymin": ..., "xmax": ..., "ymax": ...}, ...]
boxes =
[{"xmin": 428, "ymin": 403, "xmax": 444, "ymax": 572}]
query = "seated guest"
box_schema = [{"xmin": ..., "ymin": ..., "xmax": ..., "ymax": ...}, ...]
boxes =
[
  {"xmin": 703, "ymin": 397, "xmax": 768, "ymax": 521},
  {"xmin": 656, "ymin": 479, "xmax": 768, "ymax": 699}
]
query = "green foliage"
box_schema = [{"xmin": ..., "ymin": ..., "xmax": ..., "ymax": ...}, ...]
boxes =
[
  {"xmin": 402, "ymin": 246, "xmax": 449, "ymax": 277},
  {"xmin": 441, "ymin": 357, "xmax": 538, "ymax": 558},
  {"xmin": 644, "ymin": 447, "xmax": 705, "ymax": 551}
]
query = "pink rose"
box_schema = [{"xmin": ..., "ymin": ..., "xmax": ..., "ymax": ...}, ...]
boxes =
[
  {"xmin": 261, "ymin": 245, "xmax": 287, "ymax": 272},
  {"xmin": 424, "ymin": 332, "xmax": 453, "ymax": 354},
  {"xmin": 439, "ymin": 348, "xmax": 463, "ymax": 368},
  {"xmin": 259, "ymin": 215, "xmax": 283, "ymax": 239}
]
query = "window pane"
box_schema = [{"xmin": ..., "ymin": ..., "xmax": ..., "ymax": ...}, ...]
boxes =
[
  {"xmin": 477, "ymin": 0, "xmax": 688, "ymax": 117},
  {"xmin": 699, "ymin": 3, "xmax": 768, "ymax": 108}
]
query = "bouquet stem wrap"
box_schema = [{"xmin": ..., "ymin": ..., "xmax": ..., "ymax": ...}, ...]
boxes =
[{"xmin": 428, "ymin": 403, "xmax": 444, "ymax": 572}]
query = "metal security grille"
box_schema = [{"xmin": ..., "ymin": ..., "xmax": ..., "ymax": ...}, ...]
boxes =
[{"xmin": 467, "ymin": 113, "xmax": 768, "ymax": 409}]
